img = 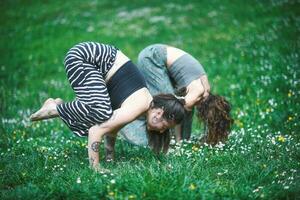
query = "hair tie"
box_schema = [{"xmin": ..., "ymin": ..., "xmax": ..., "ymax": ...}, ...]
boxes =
[{"xmin": 174, "ymin": 95, "xmax": 185, "ymax": 100}]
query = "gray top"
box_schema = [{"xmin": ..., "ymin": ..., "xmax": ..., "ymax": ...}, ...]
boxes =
[
  {"xmin": 119, "ymin": 117, "xmax": 148, "ymax": 146},
  {"xmin": 169, "ymin": 53, "xmax": 206, "ymax": 88}
]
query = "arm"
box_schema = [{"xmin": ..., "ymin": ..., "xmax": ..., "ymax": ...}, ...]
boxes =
[
  {"xmin": 88, "ymin": 105, "xmax": 146, "ymax": 170},
  {"xmin": 88, "ymin": 125, "xmax": 119, "ymax": 171},
  {"xmin": 200, "ymin": 75, "xmax": 210, "ymax": 99},
  {"xmin": 184, "ymin": 78, "xmax": 205, "ymax": 110},
  {"xmin": 184, "ymin": 75, "xmax": 211, "ymax": 110}
]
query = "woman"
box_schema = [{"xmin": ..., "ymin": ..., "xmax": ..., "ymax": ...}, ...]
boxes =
[
  {"xmin": 30, "ymin": 42, "xmax": 185, "ymax": 171},
  {"xmin": 117, "ymin": 44, "xmax": 233, "ymax": 148}
]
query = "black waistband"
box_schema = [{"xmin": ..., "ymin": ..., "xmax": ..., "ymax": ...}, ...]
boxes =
[{"xmin": 107, "ymin": 61, "xmax": 147, "ymax": 110}]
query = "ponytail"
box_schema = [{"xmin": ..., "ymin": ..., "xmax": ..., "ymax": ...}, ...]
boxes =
[
  {"xmin": 175, "ymin": 87, "xmax": 233, "ymax": 145},
  {"xmin": 197, "ymin": 94, "xmax": 234, "ymax": 145},
  {"xmin": 150, "ymin": 93, "xmax": 185, "ymax": 124}
]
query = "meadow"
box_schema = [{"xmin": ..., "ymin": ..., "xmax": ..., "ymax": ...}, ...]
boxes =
[{"xmin": 1, "ymin": 0, "xmax": 299, "ymax": 199}]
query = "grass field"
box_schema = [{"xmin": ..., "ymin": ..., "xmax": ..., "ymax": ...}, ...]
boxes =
[{"xmin": 1, "ymin": 0, "xmax": 300, "ymax": 199}]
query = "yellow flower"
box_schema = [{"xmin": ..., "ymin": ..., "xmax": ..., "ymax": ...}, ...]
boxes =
[
  {"xmin": 288, "ymin": 116, "xmax": 293, "ymax": 121},
  {"xmin": 192, "ymin": 146, "xmax": 199, "ymax": 152},
  {"xmin": 236, "ymin": 120, "xmax": 243, "ymax": 128},
  {"xmin": 108, "ymin": 192, "xmax": 114, "ymax": 196},
  {"xmin": 288, "ymin": 92, "xmax": 292, "ymax": 97},
  {"xmin": 266, "ymin": 108, "xmax": 271, "ymax": 113},
  {"xmin": 277, "ymin": 135, "xmax": 286, "ymax": 142},
  {"xmin": 128, "ymin": 195, "xmax": 136, "ymax": 199},
  {"xmin": 189, "ymin": 183, "xmax": 196, "ymax": 190}
]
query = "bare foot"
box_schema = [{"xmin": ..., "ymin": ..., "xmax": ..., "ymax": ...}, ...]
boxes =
[
  {"xmin": 55, "ymin": 98, "xmax": 63, "ymax": 105},
  {"xmin": 30, "ymin": 98, "xmax": 59, "ymax": 121}
]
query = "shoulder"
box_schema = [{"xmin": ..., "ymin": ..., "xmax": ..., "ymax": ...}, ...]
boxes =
[
  {"xmin": 121, "ymin": 87, "xmax": 152, "ymax": 114},
  {"xmin": 166, "ymin": 46, "xmax": 187, "ymax": 67}
]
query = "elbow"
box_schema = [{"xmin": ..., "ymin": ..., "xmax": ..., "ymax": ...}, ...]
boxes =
[{"xmin": 89, "ymin": 125, "xmax": 107, "ymax": 138}]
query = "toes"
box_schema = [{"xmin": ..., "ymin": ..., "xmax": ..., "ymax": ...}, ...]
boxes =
[{"xmin": 30, "ymin": 113, "xmax": 39, "ymax": 121}]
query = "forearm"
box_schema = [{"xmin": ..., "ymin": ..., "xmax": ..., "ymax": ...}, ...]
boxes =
[
  {"xmin": 185, "ymin": 78, "xmax": 207, "ymax": 109},
  {"xmin": 88, "ymin": 121, "xmax": 121, "ymax": 169},
  {"xmin": 87, "ymin": 106, "xmax": 141, "ymax": 168},
  {"xmin": 88, "ymin": 126, "xmax": 104, "ymax": 169},
  {"xmin": 200, "ymin": 75, "xmax": 210, "ymax": 97}
]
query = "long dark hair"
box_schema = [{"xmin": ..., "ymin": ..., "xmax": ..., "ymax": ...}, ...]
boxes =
[
  {"xmin": 147, "ymin": 129, "xmax": 170, "ymax": 154},
  {"xmin": 147, "ymin": 93, "xmax": 185, "ymax": 154},
  {"xmin": 176, "ymin": 87, "xmax": 233, "ymax": 145}
]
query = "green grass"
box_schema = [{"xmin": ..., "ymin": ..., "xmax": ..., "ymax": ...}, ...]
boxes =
[{"xmin": 1, "ymin": 0, "xmax": 299, "ymax": 199}]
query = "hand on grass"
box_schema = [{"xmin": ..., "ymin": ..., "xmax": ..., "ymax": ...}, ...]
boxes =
[{"xmin": 92, "ymin": 165, "xmax": 111, "ymax": 174}]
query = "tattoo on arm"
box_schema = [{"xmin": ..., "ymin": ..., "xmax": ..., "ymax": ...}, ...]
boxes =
[{"xmin": 91, "ymin": 142, "xmax": 100, "ymax": 152}]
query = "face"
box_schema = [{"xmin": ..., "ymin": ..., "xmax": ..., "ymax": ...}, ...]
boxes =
[{"xmin": 147, "ymin": 108, "xmax": 176, "ymax": 133}]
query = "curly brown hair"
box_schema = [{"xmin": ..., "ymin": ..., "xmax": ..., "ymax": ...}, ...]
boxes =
[
  {"xmin": 175, "ymin": 87, "xmax": 233, "ymax": 145},
  {"xmin": 196, "ymin": 94, "xmax": 234, "ymax": 145}
]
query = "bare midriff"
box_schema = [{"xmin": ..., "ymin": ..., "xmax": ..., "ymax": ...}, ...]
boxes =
[
  {"xmin": 166, "ymin": 46, "xmax": 187, "ymax": 68},
  {"xmin": 105, "ymin": 50, "xmax": 130, "ymax": 82}
]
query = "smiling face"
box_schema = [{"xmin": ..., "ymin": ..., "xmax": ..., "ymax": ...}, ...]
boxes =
[{"xmin": 146, "ymin": 108, "xmax": 176, "ymax": 133}]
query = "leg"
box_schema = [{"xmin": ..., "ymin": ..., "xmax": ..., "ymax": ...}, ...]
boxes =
[
  {"xmin": 56, "ymin": 42, "xmax": 113, "ymax": 136},
  {"xmin": 137, "ymin": 45, "xmax": 175, "ymax": 95}
]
